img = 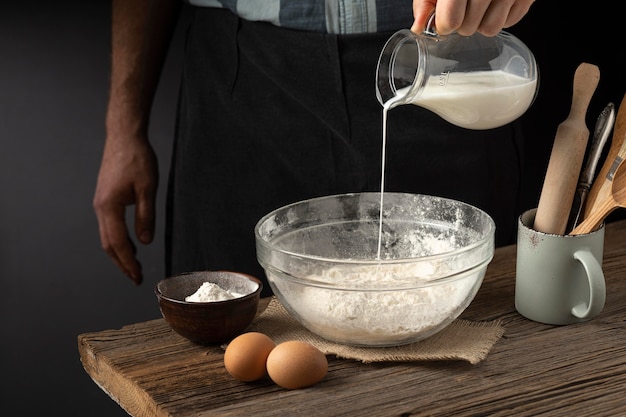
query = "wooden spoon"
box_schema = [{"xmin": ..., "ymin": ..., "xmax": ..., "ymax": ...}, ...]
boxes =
[
  {"xmin": 581, "ymin": 93, "xmax": 626, "ymax": 218},
  {"xmin": 570, "ymin": 101, "xmax": 626, "ymax": 235}
]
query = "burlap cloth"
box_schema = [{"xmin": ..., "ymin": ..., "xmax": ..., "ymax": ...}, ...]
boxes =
[{"xmin": 246, "ymin": 297, "xmax": 504, "ymax": 365}]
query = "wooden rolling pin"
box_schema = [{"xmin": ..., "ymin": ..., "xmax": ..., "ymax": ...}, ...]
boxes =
[{"xmin": 534, "ymin": 63, "xmax": 600, "ymax": 235}]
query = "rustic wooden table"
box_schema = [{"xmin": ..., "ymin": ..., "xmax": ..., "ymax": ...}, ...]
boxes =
[{"xmin": 78, "ymin": 220, "xmax": 626, "ymax": 417}]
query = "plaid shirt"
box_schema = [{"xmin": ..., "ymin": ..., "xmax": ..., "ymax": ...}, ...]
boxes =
[{"xmin": 186, "ymin": 0, "xmax": 413, "ymax": 34}]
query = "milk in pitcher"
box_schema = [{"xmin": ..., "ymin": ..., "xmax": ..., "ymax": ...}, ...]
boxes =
[{"xmin": 394, "ymin": 70, "xmax": 538, "ymax": 130}]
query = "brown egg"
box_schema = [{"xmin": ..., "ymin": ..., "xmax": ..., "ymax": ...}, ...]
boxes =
[
  {"xmin": 266, "ymin": 340, "xmax": 328, "ymax": 389},
  {"xmin": 223, "ymin": 332, "xmax": 276, "ymax": 382}
]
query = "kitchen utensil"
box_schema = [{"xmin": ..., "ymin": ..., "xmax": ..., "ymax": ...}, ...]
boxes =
[
  {"xmin": 567, "ymin": 102, "xmax": 615, "ymax": 232},
  {"xmin": 155, "ymin": 271, "xmax": 262, "ymax": 345},
  {"xmin": 578, "ymin": 93, "xmax": 626, "ymax": 222},
  {"xmin": 255, "ymin": 192, "xmax": 495, "ymax": 347},
  {"xmin": 570, "ymin": 99, "xmax": 626, "ymax": 235},
  {"xmin": 376, "ymin": 15, "xmax": 538, "ymax": 130},
  {"xmin": 534, "ymin": 63, "xmax": 600, "ymax": 235},
  {"xmin": 516, "ymin": 208, "xmax": 605, "ymax": 325}
]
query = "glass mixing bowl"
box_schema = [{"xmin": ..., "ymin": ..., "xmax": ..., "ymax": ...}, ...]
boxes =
[{"xmin": 255, "ymin": 192, "xmax": 495, "ymax": 347}]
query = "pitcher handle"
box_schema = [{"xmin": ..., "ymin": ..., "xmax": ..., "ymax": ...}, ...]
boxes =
[{"xmin": 424, "ymin": 12, "xmax": 438, "ymax": 37}]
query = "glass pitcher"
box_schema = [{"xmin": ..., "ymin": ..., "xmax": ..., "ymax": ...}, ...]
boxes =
[{"xmin": 376, "ymin": 15, "xmax": 539, "ymax": 130}]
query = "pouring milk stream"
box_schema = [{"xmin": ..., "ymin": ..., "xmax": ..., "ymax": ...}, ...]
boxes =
[{"xmin": 375, "ymin": 24, "xmax": 538, "ymax": 258}]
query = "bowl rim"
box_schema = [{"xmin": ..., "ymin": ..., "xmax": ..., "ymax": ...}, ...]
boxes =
[
  {"xmin": 154, "ymin": 270, "xmax": 262, "ymax": 305},
  {"xmin": 254, "ymin": 192, "xmax": 495, "ymax": 268}
]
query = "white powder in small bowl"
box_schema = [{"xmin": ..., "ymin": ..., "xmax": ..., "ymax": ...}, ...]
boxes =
[{"xmin": 185, "ymin": 282, "xmax": 242, "ymax": 302}]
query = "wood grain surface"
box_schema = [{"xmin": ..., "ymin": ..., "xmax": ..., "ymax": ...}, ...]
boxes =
[{"xmin": 78, "ymin": 220, "xmax": 626, "ymax": 417}]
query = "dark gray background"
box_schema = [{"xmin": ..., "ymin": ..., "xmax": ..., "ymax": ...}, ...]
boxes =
[
  {"xmin": 1, "ymin": 2, "xmax": 624, "ymax": 416},
  {"xmin": 1, "ymin": 2, "xmax": 187, "ymax": 416}
]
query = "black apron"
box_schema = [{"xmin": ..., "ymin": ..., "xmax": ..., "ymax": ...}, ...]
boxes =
[{"xmin": 166, "ymin": 8, "xmax": 523, "ymax": 296}]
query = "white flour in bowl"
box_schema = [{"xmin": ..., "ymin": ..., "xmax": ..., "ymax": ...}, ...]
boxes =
[
  {"xmin": 185, "ymin": 282, "xmax": 241, "ymax": 302},
  {"xmin": 270, "ymin": 230, "xmax": 485, "ymax": 346},
  {"xmin": 284, "ymin": 265, "xmax": 478, "ymax": 345}
]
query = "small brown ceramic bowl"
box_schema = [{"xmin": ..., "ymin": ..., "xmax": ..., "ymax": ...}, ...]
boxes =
[{"xmin": 155, "ymin": 271, "xmax": 262, "ymax": 345}]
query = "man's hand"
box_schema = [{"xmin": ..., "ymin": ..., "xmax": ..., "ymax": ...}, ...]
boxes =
[
  {"xmin": 94, "ymin": 0, "xmax": 180, "ymax": 285},
  {"xmin": 93, "ymin": 134, "xmax": 158, "ymax": 285},
  {"xmin": 412, "ymin": 0, "xmax": 535, "ymax": 36}
]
